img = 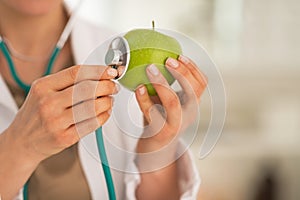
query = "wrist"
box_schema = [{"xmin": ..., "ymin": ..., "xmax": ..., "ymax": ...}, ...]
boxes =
[
  {"xmin": 3, "ymin": 126, "xmax": 42, "ymax": 169},
  {"xmin": 0, "ymin": 129, "xmax": 40, "ymax": 199},
  {"xmin": 135, "ymin": 138, "xmax": 179, "ymax": 172}
]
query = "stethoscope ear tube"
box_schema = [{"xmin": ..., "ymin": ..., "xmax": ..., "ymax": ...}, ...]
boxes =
[{"xmin": 57, "ymin": 0, "xmax": 83, "ymax": 48}]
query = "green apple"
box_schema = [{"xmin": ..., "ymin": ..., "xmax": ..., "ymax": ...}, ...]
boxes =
[{"xmin": 119, "ymin": 28, "xmax": 182, "ymax": 96}]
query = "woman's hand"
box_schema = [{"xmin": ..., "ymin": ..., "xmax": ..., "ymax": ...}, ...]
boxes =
[
  {"xmin": 135, "ymin": 55, "xmax": 207, "ymax": 154},
  {"xmin": 135, "ymin": 55, "xmax": 207, "ymax": 200},
  {"xmin": 0, "ymin": 65, "xmax": 120, "ymax": 199},
  {"xmin": 6, "ymin": 65, "xmax": 119, "ymax": 163}
]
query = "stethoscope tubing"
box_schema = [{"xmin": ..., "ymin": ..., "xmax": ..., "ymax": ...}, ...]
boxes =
[
  {"xmin": 0, "ymin": 38, "xmax": 61, "ymax": 93},
  {"xmin": 96, "ymin": 127, "xmax": 117, "ymax": 200}
]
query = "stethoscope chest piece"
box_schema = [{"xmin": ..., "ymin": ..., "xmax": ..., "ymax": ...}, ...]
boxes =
[{"xmin": 105, "ymin": 37, "xmax": 130, "ymax": 80}]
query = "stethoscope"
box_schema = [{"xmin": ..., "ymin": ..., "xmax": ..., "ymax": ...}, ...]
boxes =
[{"xmin": 0, "ymin": 2, "xmax": 130, "ymax": 200}]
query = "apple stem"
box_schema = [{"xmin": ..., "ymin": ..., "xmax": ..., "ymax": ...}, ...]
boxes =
[{"xmin": 152, "ymin": 20, "xmax": 155, "ymax": 30}]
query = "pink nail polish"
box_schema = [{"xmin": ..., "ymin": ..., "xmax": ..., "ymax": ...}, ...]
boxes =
[
  {"xmin": 138, "ymin": 86, "xmax": 146, "ymax": 95},
  {"xmin": 179, "ymin": 55, "xmax": 190, "ymax": 65},
  {"xmin": 139, "ymin": 86, "xmax": 146, "ymax": 95},
  {"xmin": 166, "ymin": 57, "xmax": 179, "ymax": 68},
  {"xmin": 148, "ymin": 64, "xmax": 159, "ymax": 76},
  {"xmin": 108, "ymin": 68, "xmax": 118, "ymax": 77}
]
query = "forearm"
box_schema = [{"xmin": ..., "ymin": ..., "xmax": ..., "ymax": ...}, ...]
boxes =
[
  {"xmin": 0, "ymin": 128, "xmax": 40, "ymax": 200},
  {"xmin": 135, "ymin": 138, "xmax": 181, "ymax": 200},
  {"xmin": 136, "ymin": 161, "xmax": 180, "ymax": 200}
]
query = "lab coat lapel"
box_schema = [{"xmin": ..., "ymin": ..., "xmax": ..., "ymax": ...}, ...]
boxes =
[
  {"xmin": 0, "ymin": 74, "xmax": 18, "ymax": 133},
  {"xmin": 0, "ymin": 74, "xmax": 18, "ymax": 112}
]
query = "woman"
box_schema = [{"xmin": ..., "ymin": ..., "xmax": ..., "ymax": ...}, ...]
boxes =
[{"xmin": 0, "ymin": 0, "xmax": 207, "ymax": 199}]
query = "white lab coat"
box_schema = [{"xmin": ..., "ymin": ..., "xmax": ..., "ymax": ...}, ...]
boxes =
[{"xmin": 0, "ymin": 17, "xmax": 200, "ymax": 200}]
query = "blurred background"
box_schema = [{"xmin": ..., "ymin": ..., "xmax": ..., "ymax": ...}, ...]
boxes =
[{"xmin": 66, "ymin": 0, "xmax": 300, "ymax": 199}]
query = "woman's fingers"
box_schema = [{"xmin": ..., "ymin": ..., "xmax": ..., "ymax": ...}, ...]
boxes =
[
  {"xmin": 58, "ymin": 79, "xmax": 118, "ymax": 108},
  {"xmin": 145, "ymin": 64, "xmax": 182, "ymax": 127},
  {"xmin": 42, "ymin": 65, "xmax": 118, "ymax": 91},
  {"xmin": 135, "ymin": 85, "xmax": 167, "ymax": 138},
  {"xmin": 165, "ymin": 57, "xmax": 199, "ymax": 100},
  {"xmin": 165, "ymin": 57, "xmax": 207, "ymax": 101},
  {"xmin": 135, "ymin": 85, "xmax": 164, "ymax": 124},
  {"xmin": 135, "ymin": 85, "xmax": 153, "ymax": 123},
  {"xmin": 178, "ymin": 55, "xmax": 207, "ymax": 87},
  {"xmin": 62, "ymin": 96, "xmax": 113, "ymax": 128},
  {"xmin": 116, "ymin": 65, "xmax": 126, "ymax": 78},
  {"xmin": 66, "ymin": 109, "xmax": 112, "ymax": 139}
]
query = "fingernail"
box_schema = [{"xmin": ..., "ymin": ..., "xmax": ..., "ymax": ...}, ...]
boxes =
[
  {"xmin": 108, "ymin": 68, "xmax": 118, "ymax": 77},
  {"xmin": 138, "ymin": 86, "xmax": 146, "ymax": 96},
  {"xmin": 108, "ymin": 109, "xmax": 112, "ymax": 115},
  {"xmin": 147, "ymin": 64, "xmax": 159, "ymax": 76},
  {"xmin": 179, "ymin": 55, "xmax": 189, "ymax": 65},
  {"xmin": 115, "ymin": 83, "xmax": 120, "ymax": 92},
  {"xmin": 166, "ymin": 57, "xmax": 179, "ymax": 68},
  {"xmin": 118, "ymin": 66, "xmax": 125, "ymax": 77}
]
